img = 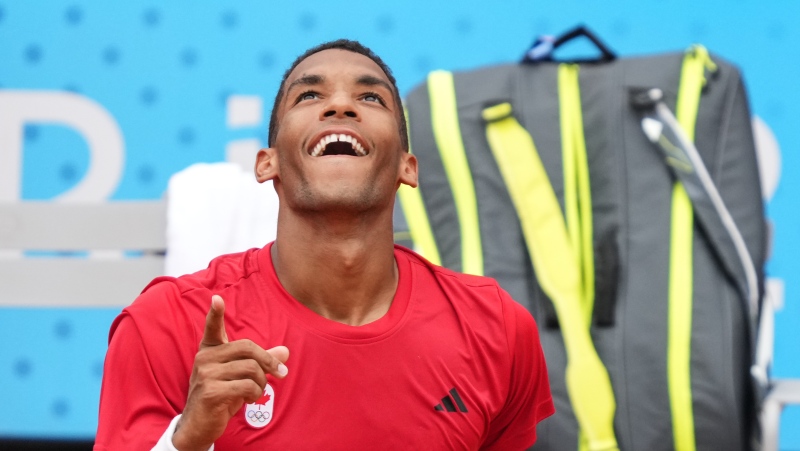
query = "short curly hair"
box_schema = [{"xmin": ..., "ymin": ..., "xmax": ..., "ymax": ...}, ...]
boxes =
[{"xmin": 267, "ymin": 39, "xmax": 408, "ymax": 151}]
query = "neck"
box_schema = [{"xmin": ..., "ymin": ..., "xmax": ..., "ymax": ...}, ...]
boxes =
[{"xmin": 271, "ymin": 207, "xmax": 398, "ymax": 326}]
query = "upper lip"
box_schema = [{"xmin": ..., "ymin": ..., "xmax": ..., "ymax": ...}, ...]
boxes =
[{"xmin": 306, "ymin": 128, "xmax": 369, "ymax": 156}]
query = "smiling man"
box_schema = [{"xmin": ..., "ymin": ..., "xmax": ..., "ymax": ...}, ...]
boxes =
[{"xmin": 94, "ymin": 39, "xmax": 554, "ymax": 451}]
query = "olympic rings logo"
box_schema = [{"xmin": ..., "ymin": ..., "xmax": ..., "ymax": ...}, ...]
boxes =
[
  {"xmin": 245, "ymin": 384, "xmax": 274, "ymax": 428},
  {"xmin": 247, "ymin": 410, "xmax": 271, "ymax": 422}
]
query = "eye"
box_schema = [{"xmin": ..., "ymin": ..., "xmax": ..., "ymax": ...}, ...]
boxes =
[
  {"xmin": 296, "ymin": 91, "xmax": 318, "ymax": 103},
  {"xmin": 362, "ymin": 92, "xmax": 385, "ymax": 105}
]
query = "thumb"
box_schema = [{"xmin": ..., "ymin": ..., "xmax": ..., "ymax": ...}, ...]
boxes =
[
  {"xmin": 266, "ymin": 345, "xmax": 290, "ymax": 364},
  {"xmin": 201, "ymin": 295, "xmax": 229, "ymax": 348}
]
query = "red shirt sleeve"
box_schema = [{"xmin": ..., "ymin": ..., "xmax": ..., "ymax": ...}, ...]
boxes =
[
  {"xmin": 94, "ymin": 282, "xmax": 196, "ymax": 451},
  {"xmin": 481, "ymin": 289, "xmax": 555, "ymax": 450}
]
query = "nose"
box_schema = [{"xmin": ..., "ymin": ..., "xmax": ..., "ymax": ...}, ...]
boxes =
[{"xmin": 321, "ymin": 92, "xmax": 358, "ymax": 120}]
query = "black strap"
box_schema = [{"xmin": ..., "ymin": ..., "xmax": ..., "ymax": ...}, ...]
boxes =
[{"xmin": 522, "ymin": 25, "xmax": 616, "ymax": 64}]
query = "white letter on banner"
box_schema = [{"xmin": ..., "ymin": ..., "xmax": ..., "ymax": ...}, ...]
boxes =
[{"xmin": 0, "ymin": 90, "xmax": 125, "ymax": 202}]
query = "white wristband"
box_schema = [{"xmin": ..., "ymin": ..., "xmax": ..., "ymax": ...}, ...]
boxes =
[{"xmin": 151, "ymin": 414, "xmax": 214, "ymax": 451}]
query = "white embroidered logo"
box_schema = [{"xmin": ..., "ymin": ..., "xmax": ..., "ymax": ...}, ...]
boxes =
[{"xmin": 244, "ymin": 384, "xmax": 274, "ymax": 428}]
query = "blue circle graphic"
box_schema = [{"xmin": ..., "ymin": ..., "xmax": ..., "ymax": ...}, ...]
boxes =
[
  {"xmin": 14, "ymin": 358, "xmax": 32, "ymax": 378},
  {"xmin": 65, "ymin": 6, "xmax": 82, "ymax": 25},
  {"xmin": 143, "ymin": 8, "xmax": 160, "ymax": 27},
  {"xmin": 52, "ymin": 399, "xmax": 69, "ymax": 418},
  {"xmin": 24, "ymin": 44, "xmax": 42, "ymax": 64},
  {"xmin": 54, "ymin": 319, "xmax": 73, "ymax": 339}
]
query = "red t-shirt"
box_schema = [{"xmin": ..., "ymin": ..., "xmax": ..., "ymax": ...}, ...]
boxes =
[{"xmin": 95, "ymin": 244, "xmax": 553, "ymax": 450}]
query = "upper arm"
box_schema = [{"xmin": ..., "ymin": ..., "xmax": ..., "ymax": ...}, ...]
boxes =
[
  {"xmin": 94, "ymin": 315, "xmax": 176, "ymax": 450},
  {"xmin": 481, "ymin": 293, "xmax": 555, "ymax": 450},
  {"xmin": 94, "ymin": 283, "xmax": 196, "ymax": 450}
]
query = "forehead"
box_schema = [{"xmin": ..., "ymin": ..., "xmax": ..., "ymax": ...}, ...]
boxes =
[{"xmin": 283, "ymin": 49, "xmax": 391, "ymax": 93}]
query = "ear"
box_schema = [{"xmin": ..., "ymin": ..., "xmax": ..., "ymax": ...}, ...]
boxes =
[
  {"xmin": 398, "ymin": 152, "xmax": 418, "ymax": 188},
  {"xmin": 255, "ymin": 148, "xmax": 279, "ymax": 183}
]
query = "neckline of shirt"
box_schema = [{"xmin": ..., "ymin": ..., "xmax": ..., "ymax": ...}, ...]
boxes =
[{"xmin": 254, "ymin": 242, "xmax": 414, "ymax": 343}]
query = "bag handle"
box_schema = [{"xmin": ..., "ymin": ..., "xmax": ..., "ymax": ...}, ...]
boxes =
[{"xmin": 522, "ymin": 25, "xmax": 616, "ymax": 64}]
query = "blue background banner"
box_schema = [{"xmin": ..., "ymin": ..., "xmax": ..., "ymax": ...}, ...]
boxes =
[{"xmin": 1, "ymin": 0, "xmax": 798, "ymax": 447}]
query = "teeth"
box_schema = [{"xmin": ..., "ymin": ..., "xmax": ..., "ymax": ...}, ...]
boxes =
[
  {"xmin": 354, "ymin": 141, "xmax": 366, "ymax": 156},
  {"xmin": 311, "ymin": 141, "xmax": 324, "ymax": 156},
  {"xmin": 310, "ymin": 133, "xmax": 368, "ymax": 156}
]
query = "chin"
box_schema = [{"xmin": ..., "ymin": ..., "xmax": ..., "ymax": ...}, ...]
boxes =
[{"xmin": 290, "ymin": 188, "xmax": 384, "ymax": 214}]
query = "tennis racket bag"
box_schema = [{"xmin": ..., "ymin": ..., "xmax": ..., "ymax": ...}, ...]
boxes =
[{"xmin": 396, "ymin": 26, "xmax": 767, "ymax": 451}]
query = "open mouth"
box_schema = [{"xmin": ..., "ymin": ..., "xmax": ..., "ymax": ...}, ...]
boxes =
[{"xmin": 310, "ymin": 133, "xmax": 368, "ymax": 157}]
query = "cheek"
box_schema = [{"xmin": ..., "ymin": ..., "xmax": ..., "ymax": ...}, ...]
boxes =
[
  {"xmin": 274, "ymin": 109, "xmax": 308, "ymax": 148},
  {"xmin": 373, "ymin": 119, "xmax": 403, "ymax": 150},
  {"xmin": 276, "ymin": 150, "xmax": 302, "ymax": 177}
]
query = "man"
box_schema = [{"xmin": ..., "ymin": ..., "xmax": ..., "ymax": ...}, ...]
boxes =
[{"xmin": 94, "ymin": 39, "xmax": 554, "ymax": 450}]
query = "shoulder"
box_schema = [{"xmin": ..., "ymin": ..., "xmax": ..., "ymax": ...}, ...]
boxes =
[
  {"xmin": 155, "ymin": 247, "xmax": 262, "ymax": 295},
  {"xmin": 397, "ymin": 245, "xmax": 519, "ymax": 308},
  {"xmin": 397, "ymin": 245, "xmax": 535, "ymax": 350},
  {"xmin": 117, "ymin": 247, "xmax": 263, "ymax": 339},
  {"xmin": 397, "ymin": 245, "xmax": 504, "ymax": 291},
  {"xmin": 130, "ymin": 248, "xmax": 260, "ymax": 309}
]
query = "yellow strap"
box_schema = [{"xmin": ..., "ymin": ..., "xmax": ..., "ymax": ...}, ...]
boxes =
[
  {"xmin": 668, "ymin": 44, "xmax": 715, "ymax": 451},
  {"xmin": 559, "ymin": 64, "xmax": 596, "ymax": 327},
  {"xmin": 427, "ymin": 71, "xmax": 483, "ymax": 275},
  {"xmin": 397, "ymin": 175, "xmax": 441, "ymax": 267},
  {"xmin": 397, "ymin": 107, "xmax": 441, "ymax": 265},
  {"xmin": 560, "ymin": 65, "xmax": 581, "ymax": 299},
  {"xmin": 484, "ymin": 103, "xmax": 618, "ymax": 451},
  {"xmin": 559, "ymin": 63, "xmax": 598, "ymax": 451}
]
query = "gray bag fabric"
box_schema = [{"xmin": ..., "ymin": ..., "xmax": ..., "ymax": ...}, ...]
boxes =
[{"xmin": 397, "ymin": 29, "xmax": 766, "ymax": 450}]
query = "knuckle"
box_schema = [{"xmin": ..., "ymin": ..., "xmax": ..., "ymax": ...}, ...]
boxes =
[
  {"xmin": 228, "ymin": 339, "xmax": 253, "ymax": 355},
  {"xmin": 247, "ymin": 360, "xmax": 267, "ymax": 384},
  {"xmin": 244, "ymin": 359, "xmax": 261, "ymax": 376},
  {"xmin": 195, "ymin": 365, "xmax": 213, "ymax": 381},
  {"xmin": 195, "ymin": 346, "xmax": 218, "ymax": 363},
  {"xmin": 194, "ymin": 348, "xmax": 208, "ymax": 361},
  {"xmin": 196, "ymin": 382, "xmax": 217, "ymax": 402},
  {"xmin": 241, "ymin": 339, "xmax": 260, "ymax": 353}
]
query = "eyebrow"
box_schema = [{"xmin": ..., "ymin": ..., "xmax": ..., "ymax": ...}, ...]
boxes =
[
  {"xmin": 285, "ymin": 73, "xmax": 394, "ymax": 96},
  {"xmin": 355, "ymin": 74, "xmax": 393, "ymax": 94},
  {"xmin": 285, "ymin": 74, "xmax": 324, "ymax": 94}
]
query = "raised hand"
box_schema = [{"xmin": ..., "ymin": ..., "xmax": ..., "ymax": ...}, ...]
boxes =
[{"xmin": 172, "ymin": 295, "xmax": 290, "ymax": 451}]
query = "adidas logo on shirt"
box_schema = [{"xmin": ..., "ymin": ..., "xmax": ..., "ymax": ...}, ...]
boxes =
[{"xmin": 434, "ymin": 387, "xmax": 468, "ymax": 413}]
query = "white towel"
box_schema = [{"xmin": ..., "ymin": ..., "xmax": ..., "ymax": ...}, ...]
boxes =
[{"xmin": 165, "ymin": 162, "xmax": 279, "ymax": 277}]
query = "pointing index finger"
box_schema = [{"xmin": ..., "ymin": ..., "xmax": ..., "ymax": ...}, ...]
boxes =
[{"xmin": 201, "ymin": 294, "xmax": 229, "ymax": 348}]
